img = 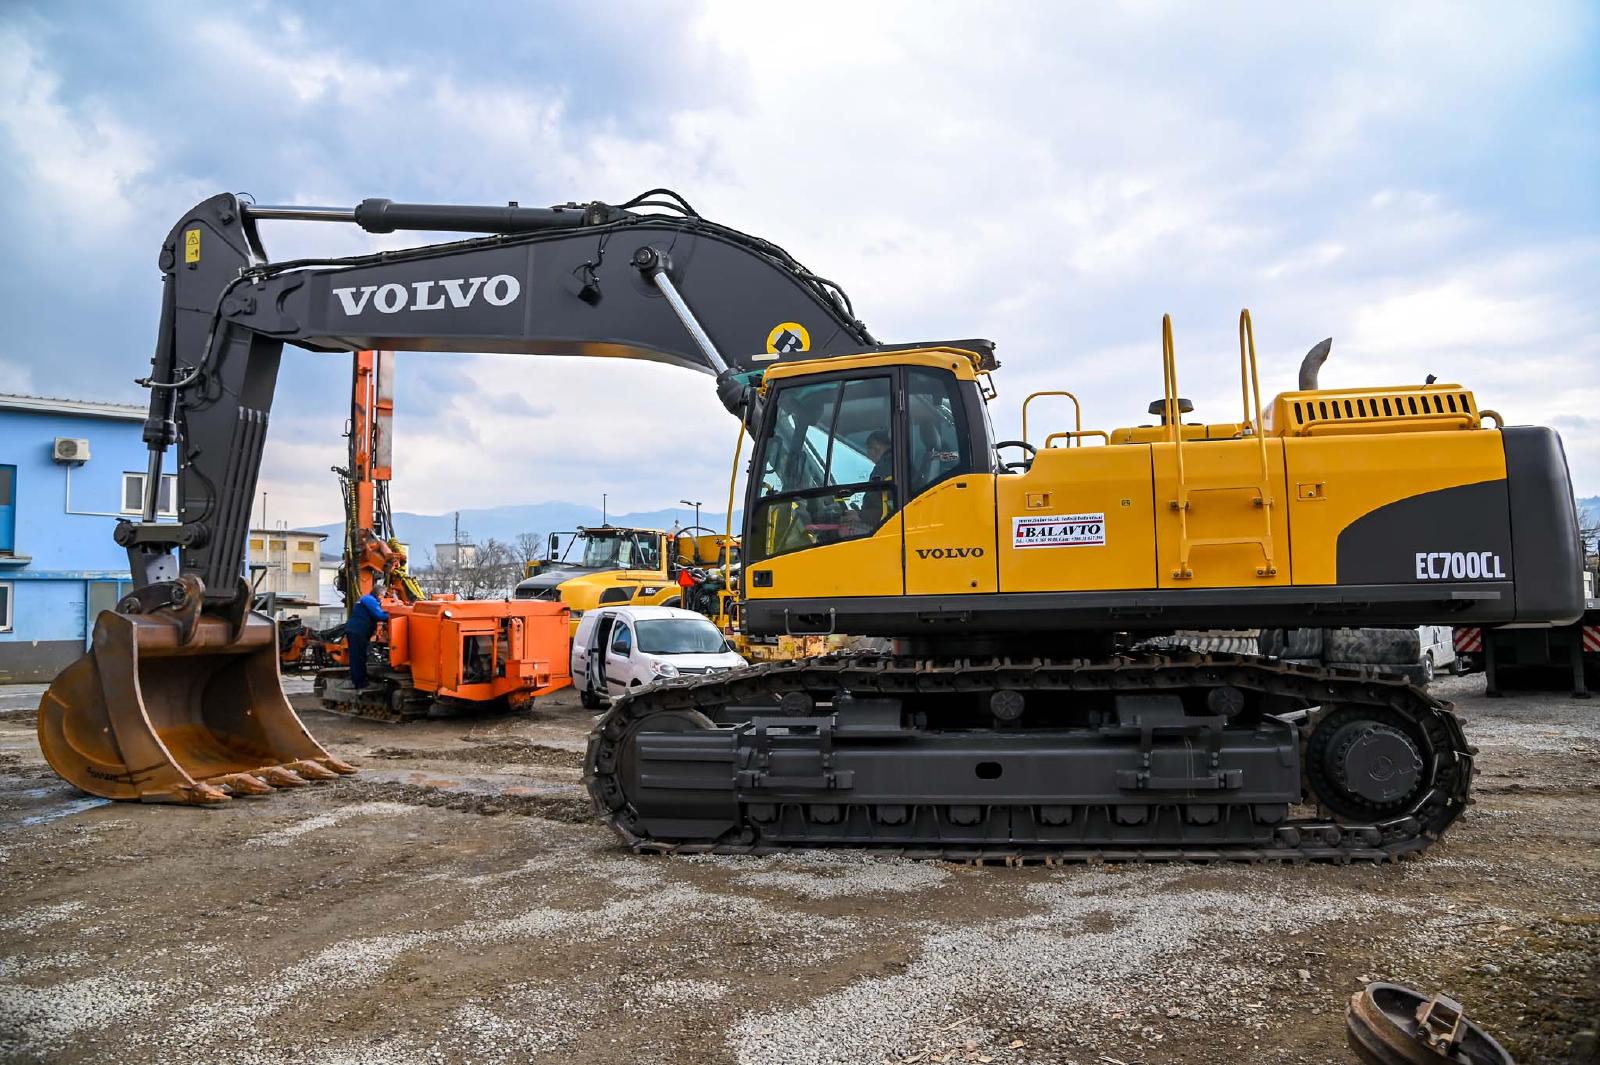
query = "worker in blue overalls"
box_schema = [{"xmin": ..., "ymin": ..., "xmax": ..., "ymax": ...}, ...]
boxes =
[{"xmin": 345, "ymin": 592, "xmax": 389, "ymax": 690}]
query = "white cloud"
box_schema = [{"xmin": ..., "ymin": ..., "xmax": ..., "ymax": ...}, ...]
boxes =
[{"xmin": 0, "ymin": 28, "xmax": 154, "ymax": 228}]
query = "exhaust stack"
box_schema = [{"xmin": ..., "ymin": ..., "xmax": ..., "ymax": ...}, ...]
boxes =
[{"xmin": 1298, "ymin": 338, "xmax": 1333, "ymax": 390}]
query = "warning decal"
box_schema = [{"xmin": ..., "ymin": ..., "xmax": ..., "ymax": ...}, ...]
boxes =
[
  {"xmin": 759, "ymin": 321, "xmax": 811, "ymax": 361},
  {"xmin": 1013, "ymin": 512, "xmax": 1106, "ymax": 549}
]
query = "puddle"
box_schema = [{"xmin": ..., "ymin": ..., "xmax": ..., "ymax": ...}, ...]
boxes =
[
  {"xmin": 4, "ymin": 796, "xmax": 113, "ymax": 829},
  {"xmin": 0, "ymin": 776, "xmax": 113, "ymax": 830}
]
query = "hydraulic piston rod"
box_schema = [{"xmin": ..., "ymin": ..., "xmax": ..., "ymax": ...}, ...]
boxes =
[
  {"xmin": 244, "ymin": 198, "xmax": 619, "ymax": 235},
  {"xmin": 632, "ymin": 246, "xmax": 731, "ymax": 375}
]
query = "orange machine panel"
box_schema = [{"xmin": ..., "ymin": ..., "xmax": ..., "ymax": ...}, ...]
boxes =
[{"xmin": 402, "ymin": 599, "xmax": 570, "ymax": 703}]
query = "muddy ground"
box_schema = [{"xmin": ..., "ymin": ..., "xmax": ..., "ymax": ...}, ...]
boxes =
[{"xmin": 1, "ymin": 673, "xmax": 1596, "ymax": 1064}]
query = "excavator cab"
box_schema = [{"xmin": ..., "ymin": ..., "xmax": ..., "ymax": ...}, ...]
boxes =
[{"xmin": 38, "ymin": 576, "xmax": 355, "ymax": 804}]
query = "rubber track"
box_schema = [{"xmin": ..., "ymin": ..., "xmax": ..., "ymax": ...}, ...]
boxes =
[{"xmin": 584, "ymin": 651, "xmax": 1476, "ymax": 864}]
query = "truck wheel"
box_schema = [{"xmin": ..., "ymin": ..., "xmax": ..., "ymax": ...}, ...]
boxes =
[
  {"xmin": 579, "ymin": 685, "xmax": 604, "ymax": 710},
  {"xmin": 1421, "ymin": 651, "xmax": 1435, "ymax": 684},
  {"xmin": 1284, "ymin": 628, "xmax": 1325, "ymax": 659},
  {"xmin": 1325, "ymin": 627, "xmax": 1420, "ymax": 665}
]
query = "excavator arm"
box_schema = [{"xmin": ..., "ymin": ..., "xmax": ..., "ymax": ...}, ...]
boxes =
[
  {"xmin": 41, "ymin": 189, "xmax": 884, "ymax": 804},
  {"xmin": 126, "ymin": 190, "xmax": 878, "ymax": 608}
]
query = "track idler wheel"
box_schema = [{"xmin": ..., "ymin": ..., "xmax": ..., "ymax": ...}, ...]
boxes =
[
  {"xmin": 1307, "ymin": 706, "xmax": 1426, "ymax": 821},
  {"xmin": 37, "ymin": 576, "xmax": 356, "ymax": 804}
]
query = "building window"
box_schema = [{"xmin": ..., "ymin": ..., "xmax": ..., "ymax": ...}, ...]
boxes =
[
  {"xmin": 0, "ymin": 582, "xmax": 11, "ymax": 633},
  {"xmin": 297, "ymin": 540, "xmax": 316, "ymax": 552},
  {"xmin": 249, "ymin": 538, "xmax": 264, "ymax": 551},
  {"xmin": 121, "ymin": 472, "xmax": 177, "ymax": 517},
  {"xmin": 0, "ymin": 465, "xmax": 14, "ymax": 554},
  {"xmin": 292, "ymin": 562, "xmax": 312, "ymax": 574},
  {"xmin": 269, "ymin": 539, "xmax": 287, "ymax": 551}
]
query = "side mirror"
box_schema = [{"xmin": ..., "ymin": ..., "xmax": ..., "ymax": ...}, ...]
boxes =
[{"xmin": 548, "ymin": 533, "xmax": 560, "ymax": 559}]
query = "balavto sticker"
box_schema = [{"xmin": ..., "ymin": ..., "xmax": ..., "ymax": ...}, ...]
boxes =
[{"xmin": 1013, "ymin": 512, "xmax": 1106, "ymax": 549}]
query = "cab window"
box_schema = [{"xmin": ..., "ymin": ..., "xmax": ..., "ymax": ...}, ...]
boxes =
[
  {"xmin": 905, "ymin": 366, "xmax": 973, "ymax": 496},
  {"xmin": 610, "ymin": 624, "xmax": 633, "ymax": 656},
  {"xmin": 750, "ymin": 375, "xmax": 895, "ymax": 562}
]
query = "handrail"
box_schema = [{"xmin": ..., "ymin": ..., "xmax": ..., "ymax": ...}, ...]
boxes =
[
  {"xmin": 1045, "ymin": 429, "xmax": 1109, "ymax": 448},
  {"xmin": 1160, "ymin": 311, "xmax": 1277, "ymax": 581},
  {"xmin": 1238, "ymin": 309, "xmax": 1270, "ymax": 485},
  {"xmin": 1302, "ymin": 415, "xmax": 1475, "ymax": 436},
  {"xmin": 1022, "ymin": 390, "xmax": 1082, "ymax": 447},
  {"xmin": 1161, "ymin": 314, "xmax": 1187, "ymax": 485}
]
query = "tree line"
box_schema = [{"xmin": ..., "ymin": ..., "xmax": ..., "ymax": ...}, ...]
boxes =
[{"xmin": 415, "ymin": 531, "xmax": 546, "ymax": 599}]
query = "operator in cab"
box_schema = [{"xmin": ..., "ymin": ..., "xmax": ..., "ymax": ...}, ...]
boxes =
[
  {"xmin": 346, "ymin": 593, "xmax": 389, "ymax": 690},
  {"xmin": 861, "ymin": 430, "xmax": 895, "ymax": 526}
]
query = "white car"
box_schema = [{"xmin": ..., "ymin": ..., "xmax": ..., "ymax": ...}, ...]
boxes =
[{"xmin": 571, "ymin": 605, "xmax": 746, "ymax": 708}]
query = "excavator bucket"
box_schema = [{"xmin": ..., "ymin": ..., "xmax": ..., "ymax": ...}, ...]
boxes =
[{"xmin": 38, "ymin": 596, "xmax": 356, "ymax": 805}]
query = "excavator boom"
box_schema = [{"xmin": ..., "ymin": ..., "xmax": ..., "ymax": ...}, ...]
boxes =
[{"xmin": 39, "ymin": 189, "xmax": 877, "ymax": 802}]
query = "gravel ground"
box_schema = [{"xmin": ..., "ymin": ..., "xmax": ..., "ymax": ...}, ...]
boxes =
[{"xmin": 0, "ymin": 672, "xmax": 1596, "ymax": 1064}]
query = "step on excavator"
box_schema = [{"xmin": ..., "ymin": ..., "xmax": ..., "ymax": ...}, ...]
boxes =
[{"xmin": 37, "ymin": 192, "xmax": 1583, "ymax": 862}]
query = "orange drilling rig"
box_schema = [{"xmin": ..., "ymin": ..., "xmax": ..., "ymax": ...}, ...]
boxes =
[{"xmin": 312, "ymin": 349, "xmax": 571, "ymax": 721}]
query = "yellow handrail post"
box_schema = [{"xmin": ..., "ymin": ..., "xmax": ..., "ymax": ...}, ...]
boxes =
[
  {"xmin": 1021, "ymin": 390, "xmax": 1082, "ymax": 448},
  {"xmin": 1162, "ymin": 314, "xmax": 1194, "ymax": 580},
  {"xmin": 1237, "ymin": 309, "xmax": 1277, "ymax": 577},
  {"xmin": 1238, "ymin": 310, "xmax": 1270, "ymax": 484}
]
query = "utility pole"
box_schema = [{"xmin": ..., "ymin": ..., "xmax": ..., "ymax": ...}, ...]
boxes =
[{"xmin": 680, "ymin": 498, "xmax": 702, "ymax": 530}]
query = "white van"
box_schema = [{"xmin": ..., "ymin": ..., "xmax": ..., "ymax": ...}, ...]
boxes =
[{"xmin": 572, "ymin": 605, "xmax": 747, "ymax": 708}]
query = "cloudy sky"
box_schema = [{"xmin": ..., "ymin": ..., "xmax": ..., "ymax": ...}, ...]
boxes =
[{"xmin": 2, "ymin": 1, "xmax": 1596, "ymax": 528}]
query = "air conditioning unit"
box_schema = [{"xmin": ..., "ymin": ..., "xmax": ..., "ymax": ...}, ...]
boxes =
[{"xmin": 53, "ymin": 437, "xmax": 90, "ymax": 464}]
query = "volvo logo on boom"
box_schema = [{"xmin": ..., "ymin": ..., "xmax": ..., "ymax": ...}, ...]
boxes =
[{"xmin": 331, "ymin": 275, "xmax": 522, "ymax": 316}]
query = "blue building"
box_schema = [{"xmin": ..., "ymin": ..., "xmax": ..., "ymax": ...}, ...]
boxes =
[{"xmin": 0, "ymin": 393, "xmax": 175, "ymax": 682}]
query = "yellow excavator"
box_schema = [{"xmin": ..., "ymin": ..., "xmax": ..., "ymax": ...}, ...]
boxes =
[{"xmin": 38, "ymin": 191, "xmax": 1582, "ymax": 864}]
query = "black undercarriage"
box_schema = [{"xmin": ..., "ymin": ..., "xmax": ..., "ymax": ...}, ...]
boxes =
[{"xmin": 584, "ymin": 651, "xmax": 1474, "ymax": 862}]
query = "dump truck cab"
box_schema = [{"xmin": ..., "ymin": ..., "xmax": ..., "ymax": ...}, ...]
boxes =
[{"xmin": 515, "ymin": 526, "xmax": 726, "ymax": 633}]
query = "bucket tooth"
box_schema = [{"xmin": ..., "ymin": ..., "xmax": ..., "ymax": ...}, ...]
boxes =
[
  {"xmin": 214, "ymin": 772, "xmax": 275, "ymax": 795},
  {"xmin": 287, "ymin": 760, "xmax": 338, "ymax": 781},
  {"xmin": 37, "ymin": 603, "xmax": 356, "ymax": 804},
  {"xmin": 256, "ymin": 765, "xmax": 309, "ymax": 788},
  {"xmin": 183, "ymin": 781, "xmax": 234, "ymax": 804},
  {"xmin": 318, "ymin": 756, "xmax": 359, "ymax": 775}
]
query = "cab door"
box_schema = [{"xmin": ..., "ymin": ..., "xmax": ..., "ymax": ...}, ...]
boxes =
[
  {"xmin": 900, "ymin": 367, "xmax": 997, "ymax": 595},
  {"xmin": 605, "ymin": 621, "xmax": 635, "ymax": 694},
  {"xmin": 744, "ymin": 372, "xmax": 905, "ymax": 600}
]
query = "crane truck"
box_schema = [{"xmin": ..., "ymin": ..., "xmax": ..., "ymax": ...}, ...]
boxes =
[{"xmin": 37, "ymin": 190, "xmax": 1584, "ymax": 864}]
